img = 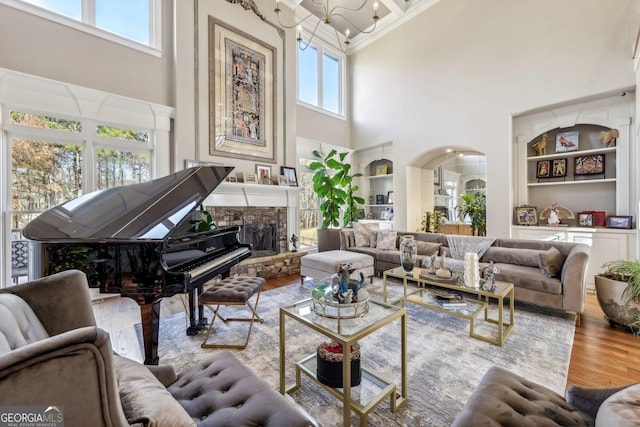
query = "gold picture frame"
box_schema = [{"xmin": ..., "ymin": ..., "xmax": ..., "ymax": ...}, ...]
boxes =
[{"xmin": 209, "ymin": 18, "xmax": 276, "ymax": 163}]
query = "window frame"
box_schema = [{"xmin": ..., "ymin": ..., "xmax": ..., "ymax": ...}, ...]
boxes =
[
  {"xmin": 296, "ymin": 32, "xmax": 347, "ymax": 119},
  {"xmin": 0, "ymin": 0, "xmax": 161, "ymax": 57}
]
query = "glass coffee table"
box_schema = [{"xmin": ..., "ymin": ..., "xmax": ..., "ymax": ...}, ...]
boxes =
[
  {"xmin": 383, "ymin": 266, "xmax": 514, "ymax": 346},
  {"xmin": 280, "ymin": 296, "xmax": 407, "ymax": 427}
]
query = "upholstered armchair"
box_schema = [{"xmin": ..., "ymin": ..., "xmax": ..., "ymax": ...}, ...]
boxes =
[{"xmin": 0, "ymin": 270, "xmax": 311, "ymax": 427}]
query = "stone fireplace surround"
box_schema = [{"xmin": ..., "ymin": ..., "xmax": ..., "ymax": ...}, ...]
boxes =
[{"xmin": 203, "ymin": 181, "xmax": 303, "ymax": 279}]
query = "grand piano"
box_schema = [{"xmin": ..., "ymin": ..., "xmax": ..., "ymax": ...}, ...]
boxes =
[{"xmin": 22, "ymin": 166, "xmax": 252, "ymax": 364}]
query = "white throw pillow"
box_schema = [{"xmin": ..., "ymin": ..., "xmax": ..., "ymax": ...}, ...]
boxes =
[
  {"xmin": 353, "ymin": 222, "xmax": 379, "ymax": 247},
  {"xmin": 376, "ymin": 230, "xmax": 398, "ymax": 250}
]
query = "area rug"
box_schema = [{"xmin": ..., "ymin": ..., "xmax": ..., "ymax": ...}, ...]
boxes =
[{"xmin": 141, "ymin": 279, "xmax": 575, "ymax": 426}]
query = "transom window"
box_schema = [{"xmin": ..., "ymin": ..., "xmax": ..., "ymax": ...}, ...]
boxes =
[
  {"xmin": 297, "ymin": 38, "xmax": 345, "ymax": 117},
  {"xmin": 2, "ymin": 0, "xmax": 158, "ymax": 53}
]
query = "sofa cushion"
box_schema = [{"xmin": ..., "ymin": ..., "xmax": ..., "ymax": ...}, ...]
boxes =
[
  {"xmin": 539, "ymin": 246, "xmax": 566, "ymax": 277},
  {"xmin": 415, "ymin": 241, "xmax": 441, "ymax": 256},
  {"xmin": 481, "ymin": 246, "xmax": 541, "ymax": 268},
  {"xmin": 376, "ymin": 230, "xmax": 397, "ymax": 250},
  {"xmin": 353, "ymin": 222, "xmax": 379, "ymax": 247},
  {"xmin": 495, "ymin": 264, "xmax": 562, "ymax": 294},
  {"xmin": 114, "ymin": 355, "xmax": 196, "ymax": 427},
  {"xmin": 0, "ymin": 293, "xmax": 49, "ymax": 355}
]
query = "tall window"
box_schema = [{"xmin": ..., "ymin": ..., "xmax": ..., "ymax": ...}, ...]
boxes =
[
  {"xmin": 5, "ymin": 0, "xmax": 157, "ymax": 50},
  {"xmin": 297, "ymin": 39, "xmax": 344, "ymax": 116}
]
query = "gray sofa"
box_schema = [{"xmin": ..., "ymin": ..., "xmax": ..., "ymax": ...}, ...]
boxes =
[
  {"xmin": 340, "ymin": 229, "xmax": 590, "ymax": 317},
  {"xmin": 0, "ymin": 270, "xmax": 311, "ymax": 427}
]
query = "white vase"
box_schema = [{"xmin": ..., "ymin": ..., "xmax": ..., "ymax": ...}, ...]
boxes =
[{"xmin": 464, "ymin": 252, "xmax": 480, "ymax": 288}]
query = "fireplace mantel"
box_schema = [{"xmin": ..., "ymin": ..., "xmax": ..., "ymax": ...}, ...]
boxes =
[{"xmin": 204, "ymin": 182, "xmax": 301, "ymax": 249}]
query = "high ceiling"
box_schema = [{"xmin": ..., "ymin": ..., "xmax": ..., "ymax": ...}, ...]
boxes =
[{"xmin": 287, "ymin": 0, "xmax": 441, "ymax": 52}]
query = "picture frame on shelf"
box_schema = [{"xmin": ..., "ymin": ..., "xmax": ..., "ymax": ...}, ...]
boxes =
[
  {"xmin": 376, "ymin": 194, "xmax": 385, "ymax": 204},
  {"xmin": 375, "ymin": 164, "xmax": 388, "ymax": 176},
  {"xmin": 243, "ymin": 172, "xmax": 258, "ymax": 184},
  {"xmin": 536, "ymin": 160, "xmax": 550, "ymax": 178},
  {"xmin": 227, "ymin": 176, "xmax": 237, "ymax": 183},
  {"xmin": 575, "ymin": 154, "xmax": 605, "ymax": 175},
  {"xmin": 277, "ymin": 175, "xmax": 289, "ymax": 186},
  {"xmin": 256, "ymin": 164, "xmax": 272, "ymax": 184},
  {"xmin": 552, "ymin": 158, "xmax": 567, "ymax": 177},
  {"xmin": 433, "ymin": 166, "xmax": 441, "ymax": 186},
  {"xmin": 606, "ymin": 215, "xmax": 632, "ymax": 229},
  {"xmin": 555, "ymin": 131, "xmax": 579, "ymax": 152},
  {"xmin": 578, "ymin": 212, "xmax": 593, "ymax": 227},
  {"xmin": 387, "ymin": 191, "xmax": 394, "ymax": 204},
  {"xmin": 515, "ymin": 206, "xmax": 537, "ymax": 226},
  {"xmin": 281, "ymin": 166, "xmax": 298, "ymax": 186}
]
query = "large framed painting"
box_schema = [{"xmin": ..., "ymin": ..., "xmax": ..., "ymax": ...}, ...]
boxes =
[{"xmin": 209, "ymin": 19, "xmax": 276, "ymax": 163}]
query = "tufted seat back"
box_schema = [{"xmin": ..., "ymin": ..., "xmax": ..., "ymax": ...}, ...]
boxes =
[
  {"xmin": 168, "ymin": 350, "xmax": 310, "ymax": 427},
  {"xmin": 0, "ymin": 293, "xmax": 49, "ymax": 354}
]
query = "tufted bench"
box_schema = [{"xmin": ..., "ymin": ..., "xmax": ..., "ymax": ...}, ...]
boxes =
[
  {"xmin": 198, "ymin": 276, "xmax": 265, "ymax": 349},
  {"xmin": 452, "ymin": 366, "xmax": 595, "ymax": 426},
  {"xmin": 168, "ymin": 350, "xmax": 311, "ymax": 426}
]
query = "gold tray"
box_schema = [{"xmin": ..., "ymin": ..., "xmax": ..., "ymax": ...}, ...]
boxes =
[{"xmin": 310, "ymin": 284, "xmax": 370, "ymax": 319}]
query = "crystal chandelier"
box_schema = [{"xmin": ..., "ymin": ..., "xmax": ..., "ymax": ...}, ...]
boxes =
[{"xmin": 274, "ymin": 0, "xmax": 379, "ymax": 53}]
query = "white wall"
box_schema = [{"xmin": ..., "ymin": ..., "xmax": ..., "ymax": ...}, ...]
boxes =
[
  {"xmin": 0, "ymin": 2, "xmax": 175, "ymax": 107},
  {"xmin": 349, "ymin": 0, "xmax": 637, "ymax": 234}
]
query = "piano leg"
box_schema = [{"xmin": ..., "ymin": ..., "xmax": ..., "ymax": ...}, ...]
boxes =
[
  {"xmin": 140, "ymin": 301, "xmax": 161, "ymax": 365},
  {"xmin": 186, "ymin": 286, "xmax": 208, "ymax": 335}
]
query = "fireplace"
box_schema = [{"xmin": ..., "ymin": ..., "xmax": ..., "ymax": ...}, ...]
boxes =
[{"xmin": 242, "ymin": 221, "xmax": 278, "ymax": 257}]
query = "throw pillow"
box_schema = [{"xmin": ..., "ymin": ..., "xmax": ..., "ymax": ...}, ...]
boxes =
[
  {"xmin": 376, "ymin": 230, "xmax": 397, "ymax": 250},
  {"xmin": 114, "ymin": 355, "xmax": 196, "ymax": 427},
  {"xmin": 353, "ymin": 222, "xmax": 379, "ymax": 247},
  {"xmin": 415, "ymin": 241, "xmax": 441, "ymax": 256},
  {"xmin": 539, "ymin": 246, "xmax": 566, "ymax": 277}
]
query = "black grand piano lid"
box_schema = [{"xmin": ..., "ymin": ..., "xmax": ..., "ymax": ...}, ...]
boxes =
[{"xmin": 23, "ymin": 166, "xmax": 234, "ymax": 241}]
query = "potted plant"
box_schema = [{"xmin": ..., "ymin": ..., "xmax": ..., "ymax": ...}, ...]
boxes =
[
  {"xmin": 455, "ymin": 192, "xmax": 486, "ymax": 236},
  {"xmin": 310, "ymin": 149, "xmax": 364, "ymax": 251},
  {"xmin": 594, "ymin": 259, "xmax": 640, "ymax": 332}
]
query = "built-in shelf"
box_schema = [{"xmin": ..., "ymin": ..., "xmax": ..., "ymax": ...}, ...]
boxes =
[
  {"xmin": 527, "ymin": 178, "xmax": 616, "ymax": 187},
  {"xmin": 366, "ymin": 174, "xmax": 393, "ymax": 180},
  {"xmin": 366, "ymin": 204, "xmax": 393, "ymax": 208},
  {"xmin": 526, "ymin": 146, "xmax": 616, "ymax": 162}
]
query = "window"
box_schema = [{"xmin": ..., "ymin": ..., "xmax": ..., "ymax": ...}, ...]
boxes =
[
  {"xmin": 297, "ymin": 38, "xmax": 345, "ymax": 116},
  {"xmin": 3, "ymin": 0, "xmax": 158, "ymax": 53}
]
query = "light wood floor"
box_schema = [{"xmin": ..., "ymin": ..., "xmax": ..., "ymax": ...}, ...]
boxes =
[{"xmin": 92, "ymin": 273, "xmax": 640, "ymax": 391}]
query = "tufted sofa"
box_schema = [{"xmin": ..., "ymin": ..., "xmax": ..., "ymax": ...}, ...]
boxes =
[
  {"xmin": 452, "ymin": 365, "xmax": 639, "ymax": 426},
  {"xmin": 0, "ymin": 270, "xmax": 311, "ymax": 427},
  {"xmin": 340, "ymin": 228, "xmax": 590, "ymax": 318}
]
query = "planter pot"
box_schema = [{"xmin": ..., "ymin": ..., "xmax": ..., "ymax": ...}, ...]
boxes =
[
  {"xmin": 594, "ymin": 275, "xmax": 640, "ymax": 331},
  {"xmin": 317, "ymin": 228, "xmax": 341, "ymax": 252}
]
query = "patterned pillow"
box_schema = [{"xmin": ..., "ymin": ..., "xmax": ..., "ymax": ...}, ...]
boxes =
[
  {"xmin": 539, "ymin": 246, "xmax": 565, "ymax": 277},
  {"xmin": 376, "ymin": 230, "xmax": 398, "ymax": 250},
  {"xmin": 415, "ymin": 241, "xmax": 441, "ymax": 256},
  {"xmin": 353, "ymin": 223, "xmax": 379, "ymax": 247}
]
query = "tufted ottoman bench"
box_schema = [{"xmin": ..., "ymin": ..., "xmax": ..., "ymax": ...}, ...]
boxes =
[
  {"xmin": 168, "ymin": 350, "xmax": 311, "ymax": 426},
  {"xmin": 198, "ymin": 276, "xmax": 265, "ymax": 349},
  {"xmin": 452, "ymin": 366, "xmax": 595, "ymax": 426},
  {"xmin": 300, "ymin": 250, "xmax": 374, "ymax": 285}
]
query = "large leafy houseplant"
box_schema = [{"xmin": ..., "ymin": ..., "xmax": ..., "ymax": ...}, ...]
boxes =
[
  {"xmin": 309, "ymin": 149, "xmax": 364, "ymax": 228},
  {"xmin": 595, "ymin": 259, "xmax": 640, "ymax": 331},
  {"xmin": 455, "ymin": 192, "xmax": 486, "ymax": 236}
]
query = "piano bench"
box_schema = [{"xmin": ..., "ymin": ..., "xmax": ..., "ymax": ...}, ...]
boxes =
[{"xmin": 198, "ymin": 276, "xmax": 265, "ymax": 349}]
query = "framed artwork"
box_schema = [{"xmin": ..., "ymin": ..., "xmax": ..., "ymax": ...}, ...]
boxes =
[
  {"xmin": 277, "ymin": 175, "xmax": 289, "ymax": 186},
  {"xmin": 281, "ymin": 166, "xmax": 298, "ymax": 186},
  {"xmin": 209, "ymin": 19, "xmax": 276, "ymax": 163},
  {"xmin": 607, "ymin": 215, "xmax": 633, "ymax": 229},
  {"xmin": 243, "ymin": 172, "xmax": 258, "ymax": 184},
  {"xmin": 578, "ymin": 212, "xmax": 593, "ymax": 227},
  {"xmin": 515, "ymin": 206, "xmax": 537, "ymax": 225},
  {"xmin": 256, "ymin": 164, "xmax": 272, "ymax": 184},
  {"xmin": 536, "ymin": 160, "xmax": 550, "ymax": 178},
  {"xmin": 376, "ymin": 195, "xmax": 385, "ymax": 205},
  {"xmin": 434, "ymin": 166, "xmax": 441, "ymax": 186},
  {"xmin": 552, "ymin": 158, "xmax": 567, "ymax": 177},
  {"xmin": 387, "ymin": 191, "xmax": 394, "ymax": 204},
  {"xmin": 575, "ymin": 154, "xmax": 605, "ymax": 175},
  {"xmin": 375, "ymin": 164, "xmax": 388, "ymax": 176},
  {"xmin": 556, "ymin": 131, "xmax": 579, "ymax": 152},
  {"xmin": 227, "ymin": 176, "xmax": 238, "ymax": 183}
]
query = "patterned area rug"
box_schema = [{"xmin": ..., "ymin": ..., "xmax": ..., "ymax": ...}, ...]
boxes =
[{"xmin": 142, "ymin": 279, "xmax": 575, "ymax": 426}]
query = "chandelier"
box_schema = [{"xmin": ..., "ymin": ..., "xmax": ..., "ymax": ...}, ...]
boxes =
[{"xmin": 274, "ymin": 0, "xmax": 379, "ymax": 52}]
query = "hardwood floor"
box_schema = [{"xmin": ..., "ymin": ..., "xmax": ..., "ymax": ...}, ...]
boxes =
[{"xmin": 92, "ymin": 273, "xmax": 640, "ymax": 392}]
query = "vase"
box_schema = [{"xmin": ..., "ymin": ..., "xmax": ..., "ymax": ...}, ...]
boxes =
[
  {"xmin": 464, "ymin": 252, "xmax": 480, "ymax": 288},
  {"xmin": 400, "ymin": 235, "xmax": 418, "ymax": 273}
]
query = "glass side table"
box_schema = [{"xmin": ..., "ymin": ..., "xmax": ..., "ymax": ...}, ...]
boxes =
[{"xmin": 280, "ymin": 297, "xmax": 407, "ymax": 427}]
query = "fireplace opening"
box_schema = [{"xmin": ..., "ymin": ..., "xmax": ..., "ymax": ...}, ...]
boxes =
[{"xmin": 243, "ymin": 222, "xmax": 279, "ymax": 257}]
